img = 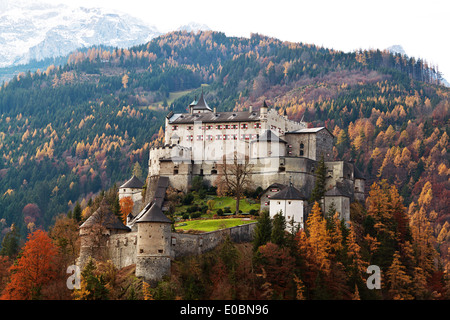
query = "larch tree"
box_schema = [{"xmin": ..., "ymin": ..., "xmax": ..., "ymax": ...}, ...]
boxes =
[
  {"xmin": 119, "ymin": 196, "xmax": 134, "ymax": 223},
  {"xmin": 1, "ymin": 230, "xmax": 57, "ymax": 300},
  {"xmin": 385, "ymin": 251, "xmax": 414, "ymax": 300}
]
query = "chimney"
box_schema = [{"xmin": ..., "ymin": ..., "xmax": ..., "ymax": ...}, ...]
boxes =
[
  {"xmin": 249, "ymin": 105, "xmax": 253, "ymax": 113},
  {"xmin": 213, "ymin": 107, "xmax": 216, "ymax": 113}
]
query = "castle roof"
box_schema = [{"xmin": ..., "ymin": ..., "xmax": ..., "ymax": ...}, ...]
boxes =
[
  {"xmin": 324, "ymin": 185, "xmax": 351, "ymax": 198},
  {"xmin": 120, "ymin": 175, "xmax": 145, "ymax": 189},
  {"xmin": 270, "ymin": 185, "xmax": 306, "ymax": 200},
  {"xmin": 168, "ymin": 110, "xmax": 261, "ymax": 124},
  {"xmin": 80, "ymin": 198, "xmax": 130, "ymax": 231},
  {"xmin": 190, "ymin": 92, "xmax": 212, "ymax": 111},
  {"xmin": 136, "ymin": 202, "xmax": 171, "ymax": 224},
  {"xmin": 286, "ymin": 126, "xmax": 334, "ymax": 138}
]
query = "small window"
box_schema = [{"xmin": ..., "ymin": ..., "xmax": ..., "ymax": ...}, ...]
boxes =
[
  {"xmin": 158, "ymin": 249, "xmax": 163, "ymax": 254},
  {"xmin": 300, "ymin": 150, "xmax": 304, "ymax": 156},
  {"xmin": 277, "ymin": 201, "xmax": 280, "ymax": 205}
]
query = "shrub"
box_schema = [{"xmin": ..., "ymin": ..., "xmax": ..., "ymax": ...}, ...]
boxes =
[
  {"xmin": 191, "ymin": 212, "xmax": 202, "ymax": 219},
  {"xmin": 217, "ymin": 209, "xmax": 224, "ymax": 216},
  {"xmin": 182, "ymin": 193, "xmax": 194, "ymax": 205}
]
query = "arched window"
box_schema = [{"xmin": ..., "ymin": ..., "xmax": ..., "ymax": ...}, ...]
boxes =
[{"xmin": 300, "ymin": 142, "xmax": 304, "ymax": 156}]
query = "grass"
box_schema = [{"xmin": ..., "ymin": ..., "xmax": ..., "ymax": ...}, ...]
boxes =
[{"xmin": 174, "ymin": 218, "xmax": 256, "ymax": 232}]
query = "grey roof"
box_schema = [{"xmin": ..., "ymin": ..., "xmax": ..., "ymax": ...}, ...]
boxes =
[
  {"xmin": 80, "ymin": 199, "xmax": 130, "ymax": 231},
  {"xmin": 169, "ymin": 110, "xmax": 261, "ymax": 124},
  {"xmin": 286, "ymin": 126, "xmax": 334, "ymax": 138},
  {"xmin": 354, "ymin": 165, "xmax": 365, "ymax": 180},
  {"xmin": 270, "ymin": 185, "xmax": 306, "ymax": 200},
  {"xmin": 191, "ymin": 92, "xmax": 212, "ymax": 111},
  {"xmin": 324, "ymin": 185, "xmax": 351, "ymax": 198},
  {"xmin": 153, "ymin": 176, "xmax": 169, "ymax": 208},
  {"xmin": 120, "ymin": 175, "xmax": 145, "ymax": 189},
  {"xmin": 251, "ymin": 130, "xmax": 287, "ymax": 144},
  {"xmin": 136, "ymin": 202, "xmax": 171, "ymax": 224}
]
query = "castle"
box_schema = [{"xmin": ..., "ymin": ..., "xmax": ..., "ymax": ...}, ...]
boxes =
[{"xmin": 78, "ymin": 94, "xmax": 365, "ymax": 285}]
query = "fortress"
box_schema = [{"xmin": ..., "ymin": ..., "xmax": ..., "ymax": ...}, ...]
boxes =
[{"xmin": 78, "ymin": 94, "xmax": 365, "ymax": 285}]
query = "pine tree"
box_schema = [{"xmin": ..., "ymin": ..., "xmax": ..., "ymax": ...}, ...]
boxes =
[
  {"xmin": 253, "ymin": 210, "xmax": 272, "ymax": 252},
  {"xmin": 309, "ymin": 155, "xmax": 327, "ymax": 204},
  {"xmin": 271, "ymin": 211, "xmax": 286, "ymax": 247},
  {"xmin": 72, "ymin": 201, "xmax": 82, "ymax": 222}
]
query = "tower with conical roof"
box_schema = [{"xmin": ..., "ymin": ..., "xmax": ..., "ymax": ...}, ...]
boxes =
[{"xmin": 135, "ymin": 201, "xmax": 172, "ymax": 285}]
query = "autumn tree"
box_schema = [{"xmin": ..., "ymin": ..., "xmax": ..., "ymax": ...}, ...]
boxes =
[
  {"xmin": 385, "ymin": 251, "xmax": 414, "ymax": 300},
  {"xmin": 119, "ymin": 197, "xmax": 134, "ymax": 223},
  {"xmin": 216, "ymin": 151, "xmax": 254, "ymax": 214},
  {"xmin": 1, "ymin": 230, "xmax": 57, "ymax": 300}
]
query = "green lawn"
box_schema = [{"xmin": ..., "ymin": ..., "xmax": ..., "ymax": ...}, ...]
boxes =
[{"xmin": 174, "ymin": 218, "xmax": 256, "ymax": 232}]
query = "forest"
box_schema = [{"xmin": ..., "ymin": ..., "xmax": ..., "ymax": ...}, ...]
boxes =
[{"xmin": 0, "ymin": 30, "xmax": 448, "ymax": 300}]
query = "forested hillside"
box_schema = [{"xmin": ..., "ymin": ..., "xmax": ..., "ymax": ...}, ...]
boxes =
[{"xmin": 0, "ymin": 31, "xmax": 448, "ymax": 273}]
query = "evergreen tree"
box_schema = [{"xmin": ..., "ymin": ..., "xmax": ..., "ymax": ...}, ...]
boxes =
[
  {"xmin": 0, "ymin": 225, "xmax": 20, "ymax": 258},
  {"xmin": 271, "ymin": 211, "xmax": 286, "ymax": 247},
  {"xmin": 253, "ymin": 210, "xmax": 272, "ymax": 252},
  {"xmin": 309, "ymin": 155, "xmax": 327, "ymax": 204},
  {"xmin": 72, "ymin": 201, "xmax": 82, "ymax": 222}
]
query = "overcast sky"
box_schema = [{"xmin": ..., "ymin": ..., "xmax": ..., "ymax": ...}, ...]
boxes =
[{"xmin": 39, "ymin": 0, "xmax": 450, "ymax": 80}]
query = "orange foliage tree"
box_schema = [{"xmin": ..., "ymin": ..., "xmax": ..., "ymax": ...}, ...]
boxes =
[
  {"xmin": 119, "ymin": 197, "xmax": 134, "ymax": 223},
  {"xmin": 1, "ymin": 230, "xmax": 57, "ymax": 300}
]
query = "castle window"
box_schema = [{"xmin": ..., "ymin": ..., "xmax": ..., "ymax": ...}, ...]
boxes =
[
  {"xmin": 288, "ymin": 201, "xmax": 291, "ymax": 205},
  {"xmin": 196, "ymin": 135, "xmax": 203, "ymax": 141},
  {"xmin": 158, "ymin": 249, "xmax": 163, "ymax": 254},
  {"xmin": 211, "ymin": 169, "xmax": 217, "ymax": 174},
  {"xmin": 241, "ymin": 123, "xmax": 248, "ymax": 129},
  {"xmin": 300, "ymin": 150, "xmax": 304, "ymax": 156},
  {"xmin": 277, "ymin": 201, "xmax": 281, "ymax": 205},
  {"xmin": 174, "ymin": 169, "xmax": 179, "ymax": 175},
  {"xmin": 187, "ymin": 126, "xmax": 193, "ymax": 130},
  {"xmin": 140, "ymin": 249, "xmax": 144, "ymax": 253},
  {"xmin": 254, "ymin": 123, "xmax": 261, "ymax": 128},
  {"xmin": 172, "ymin": 125, "xmax": 178, "ymax": 130},
  {"xmin": 216, "ymin": 125, "xmax": 222, "ymax": 129}
]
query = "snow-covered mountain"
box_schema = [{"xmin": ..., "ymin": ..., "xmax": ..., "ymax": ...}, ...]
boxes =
[
  {"xmin": 0, "ymin": 0, "xmax": 161, "ymax": 68},
  {"xmin": 386, "ymin": 44, "xmax": 406, "ymax": 56},
  {"xmin": 177, "ymin": 22, "xmax": 211, "ymax": 34}
]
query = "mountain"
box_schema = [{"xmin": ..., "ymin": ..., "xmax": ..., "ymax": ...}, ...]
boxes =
[
  {"xmin": 386, "ymin": 44, "xmax": 407, "ymax": 56},
  {"xmin": 0, "ymin": 31, "xmax": 448, "ymax": 270},
  {"xmin": 177, "ymin": 22, "xmax": 211, "ymax": 33},
  {"xmin": 0, "ymin": 0, "xmax": 161, "ymax": 68}
]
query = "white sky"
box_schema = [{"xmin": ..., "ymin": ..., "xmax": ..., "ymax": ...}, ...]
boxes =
[{"xmin": 39, "ymin": 0, "xmax": 450, "ymax": 80}]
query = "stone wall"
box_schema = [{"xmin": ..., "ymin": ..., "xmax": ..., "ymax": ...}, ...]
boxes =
[
  {"xmin": 170, "ymin": 222, "xmax": 257, "ymax": 259},
  {"xmin": 107, "ymin": 232, "xmax": 138, "ymax": 269}
]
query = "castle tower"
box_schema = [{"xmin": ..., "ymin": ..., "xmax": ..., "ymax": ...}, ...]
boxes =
[{"xmin": 135, "ymin": 202, "xmax": 172, "ymax": 286}]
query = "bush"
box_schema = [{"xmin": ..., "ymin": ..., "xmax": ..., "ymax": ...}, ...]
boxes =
[
  {"xmin": 224, "ymin": 207, "xmax": 231, "ymax": 213},
  {"xmin": 182, "ymin": 193, "xmax": 194, "ymax": 205},
  {"xmin": 216, "ymin": 209, "xmax": 224, "ymax": 216},
  {"xmin": 191, "ymin": 212, "xmax": 202, "ymax": 219},
  {"xmin": 182, "ymin": 213, "xmax": 190, "ymax": 220},
  {"xmin": 249, "ymin": 209, "xmax": 259, "ymax": 216}
]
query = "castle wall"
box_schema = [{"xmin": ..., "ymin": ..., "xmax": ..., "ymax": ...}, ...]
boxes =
[
  {"xmin": 107, "ymin": 232, "xmax": 138, "ymax": 269},
  {"xmin": 170, "ymin": 222, "xmax": 257, "ymax": 259},
  {"xmin": 324, "ymin": 196, "xmax": 350, "ymax": 222}
]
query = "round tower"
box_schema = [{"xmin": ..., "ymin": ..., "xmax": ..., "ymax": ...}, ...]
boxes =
[{"xmin": 135, "ymin": 202, "xmax": 172, "ymax": 286}]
